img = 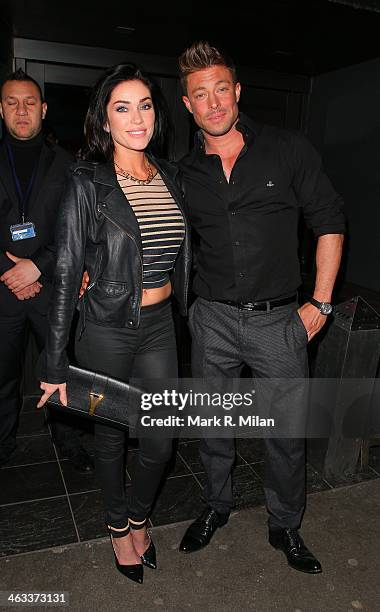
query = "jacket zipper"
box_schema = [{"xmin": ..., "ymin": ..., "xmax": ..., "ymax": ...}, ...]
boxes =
[
  {"xmin": 87, "ymin": 248, "xmax": 103, "ymax": 292},
  {"xmin": 99, "ymin": 208, "xmax": 143, "ymax": 326}
]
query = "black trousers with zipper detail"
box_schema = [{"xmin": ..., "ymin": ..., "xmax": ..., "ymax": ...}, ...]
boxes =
[{"xmin": 75, "ymin": 298, "xmax": 177, "ymax": 528}]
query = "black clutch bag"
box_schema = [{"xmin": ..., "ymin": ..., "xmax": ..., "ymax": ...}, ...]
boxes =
[{"xmin": 46, "ymin": 365, "xmax": 143, "ymax": 429}]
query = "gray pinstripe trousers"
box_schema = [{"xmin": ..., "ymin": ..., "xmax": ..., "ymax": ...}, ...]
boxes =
[{"xmin": 189, "ymin": 297, "xmax": 309, "ymax": 530}]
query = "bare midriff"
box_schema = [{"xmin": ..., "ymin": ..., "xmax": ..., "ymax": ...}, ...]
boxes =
[{"xmin": 141, "ymin": 280, "xmax": 172, "ymax": 307}]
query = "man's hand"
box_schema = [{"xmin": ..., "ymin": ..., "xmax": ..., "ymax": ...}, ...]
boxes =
[
  {"xmin": 297, "ymin": 303, "xmax": 328, "ymax": 342},
  {"xmin": 0, "ymin": 252, "xmax": 41, "ymax": 292},
  {"xmin": 37, "ymin": 382, "xmax": 67, "ymax": 408},
  {"xmin": 14, "ymin": 281, "xmax": 42, "ymax": 300},
  {"xmin": 79, "ymin": 270, "xmax": 89, "ymax": 297}
]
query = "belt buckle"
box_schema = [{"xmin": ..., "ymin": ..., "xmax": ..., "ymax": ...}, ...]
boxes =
[{"xmin": 240, "ymin": 301, "xmax": 256, "ymax": 311}]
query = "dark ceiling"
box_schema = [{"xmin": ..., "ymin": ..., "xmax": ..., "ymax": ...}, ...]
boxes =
[{"xmin": 1, "ymin": 0, "xmax": 380, "ymax": 75}]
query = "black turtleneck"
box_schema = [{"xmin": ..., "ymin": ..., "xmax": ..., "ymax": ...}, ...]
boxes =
[
  {"xmin": 0, "ymin": 129, "xmax": 74, "ymax": 281},
  {"xmin": 5, "ymin": 130, "xmax": 44, "ymax": 200}
]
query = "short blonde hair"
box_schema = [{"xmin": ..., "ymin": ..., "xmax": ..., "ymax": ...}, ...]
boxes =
[{"xmin": 178, "ymin": 41, "xmax": 237, "ymax": 93}]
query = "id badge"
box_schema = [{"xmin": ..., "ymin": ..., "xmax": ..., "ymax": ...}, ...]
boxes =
[{"xmin": 10, "ymin": 222, "xmax": 36, "ymax": 241}]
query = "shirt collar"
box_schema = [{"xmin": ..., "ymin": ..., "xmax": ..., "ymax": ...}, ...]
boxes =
[{"xmin": 194, "ymin": 112, "xmax": 260, "ymax": 153}]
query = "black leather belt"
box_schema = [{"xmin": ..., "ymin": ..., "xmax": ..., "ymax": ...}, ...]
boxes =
[{"xmin": 214, "ymin": 294, "xmax": 297, "ymax": 311}]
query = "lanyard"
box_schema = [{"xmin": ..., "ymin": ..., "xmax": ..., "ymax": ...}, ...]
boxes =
[{"xmin": 6, "ymin": 142, "xmax": 40, "ymax": 224}]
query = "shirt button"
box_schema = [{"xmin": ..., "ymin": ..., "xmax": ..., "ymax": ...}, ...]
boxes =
[
  {"xmin": 128, "ymin": 320, "xmax": 133, "ymax": 326},
  {"xmin": 239, "ymin": 272, "xmax": 245, "ymax": 278},
  {"xmin": 231, "ymin": 211, "xmax": 236, "ymax": 216}
]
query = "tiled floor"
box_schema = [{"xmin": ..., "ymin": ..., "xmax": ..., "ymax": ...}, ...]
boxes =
[{"xmin": 1, "ymin": 396, "xmax": 379, "ymax": 557}]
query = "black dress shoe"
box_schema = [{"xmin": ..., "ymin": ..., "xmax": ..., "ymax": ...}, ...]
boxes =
[
  {"xmin": 269, "ymin": 528, "xmax": 322, "ymax": 574},
  {"xmin": 65, "ymin": 446, "xmax": 94, "ymax": 473},
  {"xmin": 179, "ymin": 507, "xmax": 230, "ymax": 553}
]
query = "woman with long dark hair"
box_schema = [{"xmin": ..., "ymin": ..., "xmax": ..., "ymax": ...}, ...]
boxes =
[{"xmin": 37, "ymin": 63, "xmax": 190, "ymax": 583}]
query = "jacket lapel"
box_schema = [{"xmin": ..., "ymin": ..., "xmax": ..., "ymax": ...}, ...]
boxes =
[
  {"xmin": 94, "ymin": 163, "xmax": 141, "ymax": 243},
  {"xmin": 0, "ymin": 141, "xmax": 20, "ymax": 210}
]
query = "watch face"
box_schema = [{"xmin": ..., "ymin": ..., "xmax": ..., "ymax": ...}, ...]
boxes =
[{"xmin": 320, "ymin": 303, "xmax": 333, "ymax": 315}]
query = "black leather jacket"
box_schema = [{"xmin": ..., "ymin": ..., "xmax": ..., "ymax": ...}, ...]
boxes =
[{"xmin": 44, "ymin": 158, "xmax": 191, "ymax": 383}]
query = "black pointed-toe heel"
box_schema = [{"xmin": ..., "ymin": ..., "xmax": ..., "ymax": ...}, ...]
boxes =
[
  {"xmin": 107, "ymin": 524, "xmax": 144, "ymax": 583},
  {"xmin": 130, "ymin": 519, "xmax": 157, "ymax": 570},
  {"xmin": 140, "ymin": 538, "xmax": 156, "ymax": 570}
]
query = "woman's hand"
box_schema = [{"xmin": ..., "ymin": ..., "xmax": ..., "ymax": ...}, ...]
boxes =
[
  {"xmin": 37, "ymin": 382, "xmax": 67, "ymax": 408},
  {"xmin": 79, "ymin": 271, "xmax": 90, "ymax": 297}
]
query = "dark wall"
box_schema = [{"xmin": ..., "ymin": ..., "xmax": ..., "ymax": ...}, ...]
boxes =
[
  {"xmin": 0, "ymin": 17, "xmax": 13, "ymax": 138},
  {"xmin": 307, "ymin": 58, "xmax": 380, "ymax": 292},
  {"xmin": 0, "ymin": 18, "xmax": 12, "ymax": 80}
]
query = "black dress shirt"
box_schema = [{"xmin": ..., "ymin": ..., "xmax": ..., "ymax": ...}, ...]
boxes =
[{"xmin": 179, "ymin": 113, "xmax": 346, "ymax": 302}]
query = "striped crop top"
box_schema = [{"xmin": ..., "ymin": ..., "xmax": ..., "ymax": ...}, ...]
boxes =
[{"xmin": 117, "ymin": 171, "xmax": 185, "ymax": 289}]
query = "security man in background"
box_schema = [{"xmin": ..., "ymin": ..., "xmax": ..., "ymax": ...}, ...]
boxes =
[{"xmin": 0, "ymin": 69, "xmax": 93, "ymax": 471}]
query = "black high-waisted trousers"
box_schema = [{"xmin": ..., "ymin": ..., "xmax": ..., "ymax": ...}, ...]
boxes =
[{"xmin": 75, "ymin": 299, "xmax": 176, "ymax": 528}]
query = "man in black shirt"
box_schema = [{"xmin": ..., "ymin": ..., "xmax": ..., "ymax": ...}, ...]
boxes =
[
  {"xmin": 0, "ymin": 70, "xmax": 93, "ymax": 471},
  {"xmin": 178, "ymin": 42, "xmax": 345, "ymax": 573}
]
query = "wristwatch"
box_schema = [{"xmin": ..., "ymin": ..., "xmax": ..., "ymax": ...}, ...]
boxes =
[{"xmin": 308, "ymin": 296, "xmax": 333, "ymax": 316}]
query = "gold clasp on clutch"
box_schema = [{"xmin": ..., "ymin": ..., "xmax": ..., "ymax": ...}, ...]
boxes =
[{"xmin": 88, "ymin": 392, "xmax": 104, "ymax": 416}]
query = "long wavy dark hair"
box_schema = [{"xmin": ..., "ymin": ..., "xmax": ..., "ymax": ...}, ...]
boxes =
[{"xmin": 81, "ymin": 63, "xmax": 169, "ymax": 161}]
